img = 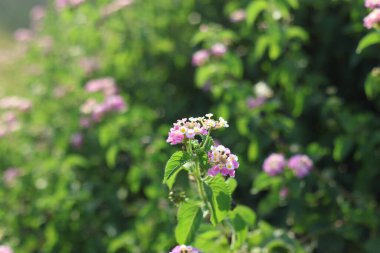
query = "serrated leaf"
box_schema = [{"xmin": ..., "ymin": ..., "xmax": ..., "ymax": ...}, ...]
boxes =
[
  {"xmin": 163, "ymin": 151, "xmax": 192, "ymax": 189},
  {"xmin": 356, "ymin": 32, "xmax": 380, "ymax": 53},
  {"xmin": 204, "ymin": 174, "xmax": 231, "ymax": 225},
  {"xmin": 201, "ymin": 135, "xmax": 214, "ymax": 152},
  {"xmin": 246, "ymin": 0, "xmax": 268, "ymax": 27},
  {"xmin": 226, "ymin": 178, "xmax": 237, "ymax": 194},
  {"xmin": 175, "ymin": 200, "xmax": 203, "ymax": 244}
]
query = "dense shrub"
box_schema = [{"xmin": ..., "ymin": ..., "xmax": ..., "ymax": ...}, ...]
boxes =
[{"xmin": 1, "ymin": 0, "xmax": 380, "ymax": 252}]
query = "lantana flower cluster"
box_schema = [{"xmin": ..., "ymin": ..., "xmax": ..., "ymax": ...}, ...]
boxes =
[
  {"xmin": 80, "ymin": 77, "xmax": 127, "ymax": 127},
  {"xmin": 263, "ymin": 153, "xmax": 313, "ymax": 179},
  {"xmin": 192, "ymin": 43, "xmax": 228, "ymax": 66},
  {"xmin": 169, "ymin": 245, "xmax": 199, "ymax": 253},
  {"xmin": 207, "ymin": 145, "xmax": 239, "ymax": 177},
  {"xmin": 364, "ymin": 1, "xmax": 380, "ymax": 29},
  {"xmin": 167, "ymin": 114, "xmax": 228, "ymax": 145}
]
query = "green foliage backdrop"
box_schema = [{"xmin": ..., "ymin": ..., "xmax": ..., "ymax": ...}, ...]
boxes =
[{"xmin": 0, "ymin": 0, "xmax": 380, "ymax": 252}]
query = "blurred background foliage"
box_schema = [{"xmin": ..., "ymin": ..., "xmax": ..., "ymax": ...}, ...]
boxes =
[{"xmin": 0, "ymin": 0, "xmax": 380, "ymax": 252}]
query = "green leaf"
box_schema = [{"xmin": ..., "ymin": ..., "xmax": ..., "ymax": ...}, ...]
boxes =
[
  {"xmin": 204, "ymin": 174, "xmax": 231, "ymax": 225},
  {"xmin": 195, "ymin": 65, "xmax": 216, "ymax": 87},
  {"xmin": 333, "ymin": 136, "xmax": 354, "ymax": 162},
  {"xmin": 356, "ymin": 32, "xmax": 380, "ymax": 53},
  {"xmin": 246, "ymin": 0, "xmax": 268, "ymax": 27},
  {"xmin": 230, "ymin": 209, "xmax": 247, "ymax": 249},
  {"xmin": 201, "ymin": 135, "xmax": 214, "ymax": 152},
  {"xmin": 250, "ymin": 36, "xmax": 269, "ymax": 63},
  {"xmin": 252, "ymin": 173, "xmax": 282, "ymax": 194},
  {"xmin": 226, "ymin": 178, "xmax": 238, "ymax": 194},
  {"xmin": 364, "ymin": 68, "xmax": 380, "ymax": 100},
  {"xmin": 106, "ymin": 145, "xmax": 119, "ymax": 168},
  {"xmin": 248, "ymin": 139, "xmax": 259, "ymax": 162},
  {"xmin": 232, "ymin": 205, "xmax": 256, "ymax": 226},
  {"xmin": 163, "ymin": 151, "xmax": 192, "ymax": 189},
  {"xmin": 286, "ymin": 26, "xmax": 308, "ymax": 42},
  {"xmin": 229, "ymin": 206, "xmax": 256, "ymax": 249},
  {"xmin": 175, "ymin": 200, "xmax": 203, "ymax": 244}
]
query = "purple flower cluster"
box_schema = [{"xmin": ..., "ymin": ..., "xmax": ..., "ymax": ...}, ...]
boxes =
[
  {"xmin": 192, "ymin": 43, "xmax": 227, "ymax": 66},
  {"xmin": 0, "ymin": 245, "xmax": 12, "ymax": 253},
  {"xmin": 364, "ymin": 1, "xmax": 380, "ymax": 29},
  {"xmin": 207, "ymin": 145, "xmax": 239, "ymax": 177},
  {"xmin": 80, "ymin": 77, "xmax": 127, "ymax": 127},
  {"xmin": 262, "ymin": 153, "xmax": 313, "ymax": 179},
  {"xmin": 167, "ymin": 114, "xmax": 228, "ymax": 145},
  {"xmin": 288, "ymin": 154, "xmax": 313, "ymax": 178},
  {"xmin": 169, "ymin": 245, "xmax": 199, "ymax": 253},
  {"xmin": 262, "ymin": 153, "xmax": 286, "ymax": 176}
]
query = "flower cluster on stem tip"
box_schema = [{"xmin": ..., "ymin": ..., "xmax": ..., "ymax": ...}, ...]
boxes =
[
  {"xmin": 364, "ymin": 1, "xmax": 380, "ymax": 29},
  {"xmin": 169, "ymin": 245, "xmax": 199, "ymax": 253},
  {"xmin": 262, "ymin": 153, "xmax": 313, "ymax": 179},
  {"xmin": 167, "ymin": 114, "xmax": 228, "ymax": 145},
  {"xmin": 208, "ymin": 145, "xmax": 239, "ymax": 177}
]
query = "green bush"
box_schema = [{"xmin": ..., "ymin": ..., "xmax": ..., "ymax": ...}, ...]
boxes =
[{"xmin": 1, "ymin": 0, "xmax": 380, "ymax": 252}]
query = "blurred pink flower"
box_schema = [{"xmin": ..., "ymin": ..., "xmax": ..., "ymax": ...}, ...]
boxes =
[
  {"xmin": 30, "ymin": 5, "xmax": 45, "ymax": 21},
  {"xmin": 102, "ymin": 0, "xmax": 134, "ymax": 17},
  {"xmin": 288, "ymin": 154, "xmax": 313, "ymax": 178},
  {"xmin": 70, "ymin": 133, "xmax": 83, "ymax": 149},
  {"xmin": 85, "ymin": 77, "xmax": 117, "ymax": 96},
  {"xmin": 13, "ymin": 29, "xmax": 33, "ymax": 43},
  {"xmin": 0, "ymin": 97, "xmax": 32, "ymax": 111},
  {"xmin": 3, "ymin": 168, "xmax": 20, "ymax": 185},
  {"xmin": 262, "ymin": 153, "xmax": 286, "ymax": 176},
  {"xmin": 56, "ymin": 0, "xmax": 85, "ymax": 10},
  {"xmin": 279, "ymin": 187, "xmax": 289, "ymax": 199},
  {"xmin": 80, "ymin": 58, "xmax": 99, "ymax": 76},
  {"xmin": 211, "ymin": 43, "xmax": 227, "ymax": 57},
  {"xmin": 230, "ymin": 9, "xmax": 246, "ymax": 23},
  {"xmin": 247, "ymin": 96, "xmax": 266, "ymax": 109},
  {"xmin": 364, "ymin": 8, "xmax": 380, "ymax": 29},
  {"xmin": 0, "ymin": 245, "xmax": 12, "ymax": 253},
  {"xmin": 192, "ymin": 49, "xmax": 210, "ymax": 66},
  {"xmin": 365, "ymin": 0, "xmax": 380, "ymax": 9}
]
